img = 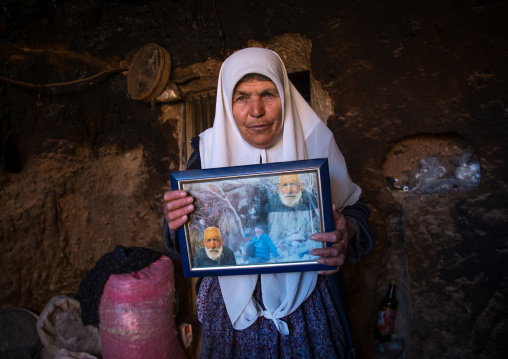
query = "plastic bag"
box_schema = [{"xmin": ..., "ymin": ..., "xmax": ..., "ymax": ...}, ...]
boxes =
[
  {"xmin": 453, "ymin": 151, "xmax": 481, "ymax": 189},
  {"xmin": 99, "ymin": 255, "xmax": 185, "ymax": 359},
  {"xmin": 418, "ymin": 178, "xmax": 458, "ymax": 194},
  {"xmin": 408, "ymin": 157, "xmax": 447, "ymax": 192},
  {"xmin": 36, "ymin": 295, "xmax": 101, "ymax": 359}
]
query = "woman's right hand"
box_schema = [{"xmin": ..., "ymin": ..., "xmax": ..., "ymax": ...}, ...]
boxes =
[{"xmin": 163, "ymin": 190, "xmax": 195, "ymax": 231}]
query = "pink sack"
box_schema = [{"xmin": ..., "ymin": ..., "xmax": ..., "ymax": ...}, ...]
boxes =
[{"xmin": 99, "ymin": 255, "xmax": 186, "ymax": 359}]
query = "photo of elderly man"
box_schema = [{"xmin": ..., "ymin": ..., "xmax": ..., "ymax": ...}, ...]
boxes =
[
  {"xmin": 267, "ymin": 174, "xmax": 318, "ymax": 212},
  {"xmin": 193, "ymin": 226, "xmax": 236, "ymax": 267},
  {"xmin": 265, "ymin": 173, "xmax": 321, "ymax": 261}
]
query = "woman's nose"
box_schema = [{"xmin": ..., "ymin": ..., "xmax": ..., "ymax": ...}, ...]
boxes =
[{"xmin": 249, "ymin": 98, "xmax": 265, "ymax": 117}]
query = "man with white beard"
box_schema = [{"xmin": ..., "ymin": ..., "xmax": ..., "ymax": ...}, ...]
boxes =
[
  {"xmin": 266, "ymin": 174, "xmax": 320, "ymax": 253},
  {"xmin": 194, "ymin": 226, "xmax": 236, "ymax": 267},
  {"xmin": 276, "ymin": 174, "xmax": 317, "ymax": 209},
  {"xmin": 266, "ymin": 174, "xmax": 319, "ymax": 213}
]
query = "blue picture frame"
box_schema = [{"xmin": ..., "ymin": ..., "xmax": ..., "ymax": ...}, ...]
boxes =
[{"xmin": 170, "ymin": 158, "xmax": 335, "ymax": 277}]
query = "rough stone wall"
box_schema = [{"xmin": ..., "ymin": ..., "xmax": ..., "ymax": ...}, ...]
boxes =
[{"xmin": 1, "ymin": 1, "xmax": 507, "ymax": 358}]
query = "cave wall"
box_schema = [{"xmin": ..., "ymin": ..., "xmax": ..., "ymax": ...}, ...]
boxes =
[{"xmin": 1, "ymin": 1, "xmax": 507, "ymax": 358}]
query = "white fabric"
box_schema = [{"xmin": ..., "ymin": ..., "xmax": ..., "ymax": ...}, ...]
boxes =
[{"xmin": 198, "ymin": 47, "xmax": 361, "ymax": 334}]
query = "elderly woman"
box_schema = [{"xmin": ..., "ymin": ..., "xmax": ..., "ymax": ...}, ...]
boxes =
[{"xmin": 163, "ymin": 47, "xmax": 373, "ymax": 358}]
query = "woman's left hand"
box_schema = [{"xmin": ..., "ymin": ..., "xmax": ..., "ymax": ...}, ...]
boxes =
[{"xmin": 310, "ymin": 208, "xmax": 356, "ymax": 275}]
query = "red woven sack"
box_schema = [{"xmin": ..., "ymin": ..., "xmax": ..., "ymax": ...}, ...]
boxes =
[{"xmin": 99, "ymin": 255, "xmax": 185, "ymax": 359}]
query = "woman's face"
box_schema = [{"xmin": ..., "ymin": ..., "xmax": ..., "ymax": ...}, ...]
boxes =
[{"xmin": 232, "ymin": 78, "xmax": 283, "ymax": 149}]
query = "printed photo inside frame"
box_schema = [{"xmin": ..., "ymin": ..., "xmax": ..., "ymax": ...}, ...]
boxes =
[{"xmin": 170, "ymin": 158, "xmax": 336, "ymax": 277}]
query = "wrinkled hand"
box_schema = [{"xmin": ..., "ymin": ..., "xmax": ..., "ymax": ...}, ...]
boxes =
[
  {"xmin": 310, "ymin": 208, "xmax": 356, "ymax": 275},
  {"xmin": 163, "ymin": 190, "xmax": 195, "ymax": 231}
]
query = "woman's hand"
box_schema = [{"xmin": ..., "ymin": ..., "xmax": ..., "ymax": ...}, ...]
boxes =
[
  {"xmin": 310, "ymin": 208, "xmax": 356, "ymax": 275},
  {"xmin": 163, "ymin": 190, "xmax": 195, "ymax": 231}
]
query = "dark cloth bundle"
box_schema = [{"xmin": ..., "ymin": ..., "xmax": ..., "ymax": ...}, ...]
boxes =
[{"xmin": 79, "ymin": 245, "xmax": 162, "ymax": 325}]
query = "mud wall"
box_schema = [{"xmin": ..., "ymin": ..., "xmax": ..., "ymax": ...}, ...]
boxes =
[{"xmin": 1, "ymin": 1, "xmax": 507, "ymax": 358}]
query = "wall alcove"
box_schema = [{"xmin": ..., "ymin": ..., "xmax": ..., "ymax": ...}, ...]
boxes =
[{"xmin": 383, "ymin": 134, "xmax": 481, "ymax": 195}]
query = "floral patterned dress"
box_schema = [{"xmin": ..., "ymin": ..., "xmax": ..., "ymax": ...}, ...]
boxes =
[{"xmin": 196, "ymin": 275, "xmax": 349, "ymax": 359}]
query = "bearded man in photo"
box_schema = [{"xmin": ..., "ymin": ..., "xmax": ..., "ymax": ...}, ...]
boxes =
[{"xmin": 194, "ymin": 226, "xmax": 236, "ymax": 267}]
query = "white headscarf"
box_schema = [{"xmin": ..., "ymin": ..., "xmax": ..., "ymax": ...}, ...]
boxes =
[{"xmin": 199, "ymin": 47, "xmax": 361, "ymax": 334}]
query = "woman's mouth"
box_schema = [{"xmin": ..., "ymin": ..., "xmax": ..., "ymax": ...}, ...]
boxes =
[{"xmin": 248, "ymin": 123, "xmax": 271, "ymax": 130}]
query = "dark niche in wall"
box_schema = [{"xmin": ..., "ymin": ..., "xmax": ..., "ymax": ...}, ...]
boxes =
[
  {"xmin": 383, "ymin": 134, "xmax": 481, "ymax": 195},
  {"xmin": 3, "ymin": 136, "xmax": 22, "ymax": 173},
  {"xmin": 288, "ymin": 70, "xmax": 310, "ymax": 104}
]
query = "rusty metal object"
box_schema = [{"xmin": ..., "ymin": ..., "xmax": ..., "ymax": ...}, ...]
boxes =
[{"xmin": 127, "ymin": 43, "xmax": 171, "ymax": 103}]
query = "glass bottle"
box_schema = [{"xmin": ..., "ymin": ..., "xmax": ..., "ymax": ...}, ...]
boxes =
[{"xmin": 374, "ymin": 279, "xmax": 398, "ymax": 342}]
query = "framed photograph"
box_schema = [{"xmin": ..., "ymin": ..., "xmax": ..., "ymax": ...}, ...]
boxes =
[{"xmin": 170, "ymin": 158, "xmax": 335, "ymax": 277}]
